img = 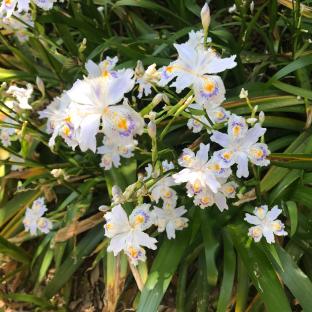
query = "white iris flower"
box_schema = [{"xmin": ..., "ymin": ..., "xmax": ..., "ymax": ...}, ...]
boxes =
[
  {"xmin": 135, "ymin": 61, "xmax": 160, "ymax": 98},
  {"xmin": 6, "ymin": 83, "xmax": 33, "ymax": 110},
  {"xmin": 23, "ymin": 197, "xmax": 52, "ymax": 236},
  {"xmin": 0, "ymin": 12, "xmax": 33, "ymax": 42},
  {"xmin": 34, "ymin": 0, "xmax": 57, "ymax": 10},
  {"xmin": 0, "ymin": 115, "xmax": 16, "ymax": 147},
  {"xmin": 158, "ymin": 31, "xmax": 236, "ymax": 106},
  {"xmin": 0, "ymin": 0, "xmax": 29, "ymax": 17},
  {"xmin": 153, "ymin": 204, "xmax": 188, "ymax": 239},
  {"xmin": 97, "ymin": 136, "xmax": 137, "ymax": 170},
  {"xmin": 39, "ymin": 93, "xmax": 79, "ymax": 150},
  {"xmin": 104, "ymin": 204, "xmax": 157, "ymax": 265},
  {"xmin": 173, "ymin": 143, "xmax": 221, "ymax": 195},
  {"xmin": 211, "ymin": 114, "xmax": 270, "ymax": 178},
  {"xmin": 85, "ymin": 56, "xmax": 119, "ymax": 78},
  {"xmin": 193, "ymin": 180, "xmax": 237, "ymax": 211},
  {"xmin": 66, "ymin": 73, "xmax": 143, "ymax": 152},
  {"xmin": 244, "ymin": 205, "xmax": 287, "ymax": 243},
  {"xmin": 150, "ymin": 176, "xmax": 177, "ymax": 205}
]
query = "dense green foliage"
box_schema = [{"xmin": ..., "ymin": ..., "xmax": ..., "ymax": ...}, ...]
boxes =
[{"xmin": 1, "ymin": 0, "xmax": 312, "ymax": 311}]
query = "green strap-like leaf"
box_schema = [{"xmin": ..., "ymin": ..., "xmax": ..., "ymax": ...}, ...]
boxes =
[
  {"xmin": 228, "ymin": 225, "xmax": 292, "ymax": 312},
  {"xmin": 137, "ymin": 228, "xmax": 191, "ymax": 312},
  {"xmin": 266, "ymin": 245, "xmax": 312, "ymax": 311},
  {"xmin": 217, "ymin": 231, "xmax": 236, "ymax": 312}
]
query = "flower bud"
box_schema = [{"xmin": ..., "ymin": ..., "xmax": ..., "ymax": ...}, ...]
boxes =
[
  {"xmin": 239, "ymin": 88, "xmax": 248, "ymax": 99},
  {"xmin": 250, "ymin": 1, "xmax": 255, "ymax": 13},
  {"xmin": 148, "ymin": 111, "xmax": 157, "ymax": 120},
  {"xmin": 201, "ymin": 3, "xmax": 211, "ymax": 33},
  {"xmin": 36, "ymin": 76, "xmax": 45, "ymax": 96},
  {"xmin": 79, "ymin": 38, "xmax": 87, "ymax": 54},
  {"xmin": 147, "ymin": 120, "xmax": 157, "ymax": 139},
  {"xmin": 228, "ymin": 4, "xmax": 237, "ymax": 13},
  {"xmin": 162, "ymin": 93, "xmax": 170, "ymax": 105},
  {"xmin": 50, "ymin": 168, "xmax": 64, "ymax": 178},
  {"xmin": 259, "ymin": 111, "xmax": 265, "ymax": 123},
  {"xmin": 112, "ymin": 185, "xmax": 124, "ymax": 204},
  {"xmin": 151, "ymin": 93, "xmax": 163, "ymax": 106},
  {"xmin": 98, "ymin": 205, "xmax": 109, "ymax": 212},
  {"xmin": 135, "ymin": 60, "xmax": 145, "ymax": 78},
  {"xmin": 246, "ymin": 117, "xmax": 257, "ymax": 125}
]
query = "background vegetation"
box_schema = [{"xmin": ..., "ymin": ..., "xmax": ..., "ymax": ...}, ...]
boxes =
[{"xmin": 1, "ymin": 0, "xmax": 312, "ymax": 311}]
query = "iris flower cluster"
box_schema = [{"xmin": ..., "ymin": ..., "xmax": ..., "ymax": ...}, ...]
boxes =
[{"xmin": 17, "ymin": 3, "xmax": 287, "ymax": 264}]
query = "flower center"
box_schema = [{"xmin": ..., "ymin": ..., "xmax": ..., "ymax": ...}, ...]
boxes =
[
  {"xmin": 102, "ymin": 70, "xmax": 110, "ymax": 78},
  {"xmin": 204, "ymin": 81, "xmax": 215, "ymax": 93},
  {"xmin": 128, "ymin": 246, "xmax": 139, "ymax": 258},
  {"xmin": 272, "ymin": 221, "xmax": 282, "ymax": 231},
  {"xmin": 166, "ymin": 66, "xmax": 174, "ymax": 73},
  {"xmin": 37, "ymin": 218, "xmax": 47, "ymax": 228},
  {"xmin": 232, "ymin": 125, "xmax": 241, "ymax": 137},
  {"xmin": 192, "ymin": 181, "xmax": 202, "ymax": 193},
  {"xmin": 134, "ymin": 215, "xmax": 145, "ymax": 224},
  {"xmin": 251, "ymin": 227, "xmax": 262, "ymax": 237},
  {"xmin": 106, "ymin": 223, "xmax": 113, "ymax": 230},
  {"xmin": 222, "ymin": 151, "xmax": 233, "ymax": 160},
  {"xmin": 117, "ymin": 117, "xmax": 128, "ymax": 130},
  {"xmin": 201, "ymin": 196, "xmax": 212, "ymax": 205}
]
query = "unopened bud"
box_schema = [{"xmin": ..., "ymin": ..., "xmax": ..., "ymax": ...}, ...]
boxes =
[
  {"xmin": 50, "ymin": 168, "xmax": 64, "ymax": 178},
  {"xmin": 162, "ymin": 93, "xmax": 170, "ymax": 105},
  {"xmin": 228, "ymin": 4, "xmax": 237, "ymax": 13},
  {"xmin": 250, "ymin": 1, "xmax": 254, "ymax": 13},
  {"xmin": 148, "ymin": 111, "xmax": 157, "ymax": 120},
  {"xmin": 36, "ymin": 76, "xmax": 45, "ymax": 96},
  {"xmin": 135, "ymin": 60, "xmax": 145, "ymax": 78},
  {"xmin": 184, "ymin": 95, "xmax": 194, "ymax": 106},
  {"xmin": 239, "ymin": 88, "xmax": 248, "ymax": 99},
  {"xmin": 98, "ymin": 205, "xmax": 109, "ymax": 212},
  {"xmin": 151, "ymin": 93, "xmax": 163, "ymax": 106},
  {"xmin": 246, "ymin": 117, "xmax": 257, "ymax": 125},
  {"xmin": 259, "ymin": 111, "xmax": 265, "ymax": 123},
  {"xmin": 147, "ymin": 120, "xmax": 157, "ymax": 139},
  {"xmin": 79, "ymin": 38, "xmax": 87, "ymax": 54},
  {"xmin": 201, "ymin": 3, "xmax": 211, "ymax": 33},
  {"xmin": 137, "ymin": 173, "xmax": 145, "ymax": 182},
  {"xmin": 1, "ymin": 82, "xmax": 7, "ymax": 91},
  {"xmin": 112, "ymin": 185, "xmax": 124, "ymax": 204}
]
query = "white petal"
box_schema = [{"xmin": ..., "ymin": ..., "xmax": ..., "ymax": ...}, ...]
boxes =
[
  {"xmin": 85, "ymin": 60, "xmax": 101, "ymax": 77},
  {"xmin": 244, "ymin": 123, "xmax": 266, "ymax": 146},
  {"xmin": 236, "ymin": 153, "xmax": 249, "ymax": 178},
  {"xmin": 267, "ymin": 206, "xmax": 282, "ymax": 221},
  {"xmin": 214, "ymin": 193, "xmax": 228, "ymax": 211},
  {"xmin": 244, "ymin": 213, "xmax": 261, "ymax": 225},
  {"xmin": 196, "ymin": 143, "xmax": 210, "ymax": 163},
  {"xmin": 204, "ymin": 55, "xmax": 237, "ymax": 74},
  {"xmin": 78, "ymin": 113, "xmax": 101, "ymax": 152},
  {"xmin": 210, "ymin": 131, "xmax": 230, "ymax": 147}
]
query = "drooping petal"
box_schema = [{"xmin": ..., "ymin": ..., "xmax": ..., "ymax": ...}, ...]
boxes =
[
  {"xmin": 77, "ymin": 113, "xmax": 101, "ymax": 152},
  {"xmin": 214, "ymin": 192, "xmax": 228, "ymax": 211},
  {"xmin": 194, "ymin": 75, "xmax": 226, "ymax": 106},
  {"xmin": 236, "ymin": 153, "xmax": 249, "ymax": 178}
]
